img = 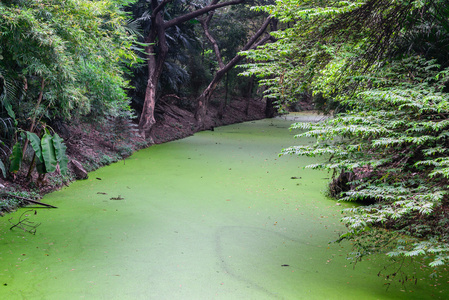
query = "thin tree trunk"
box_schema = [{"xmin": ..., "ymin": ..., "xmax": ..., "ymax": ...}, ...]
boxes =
[
  {"xmin": 265, "ymin": 98, "xmax": 276, "ymax": 118},
  {"xmin": 218, "ymin": 72, "xmax": 228, "ymax": 119},
  {"xmin": 244, "ymin": 97, "xmax": 251, "ymax": 116},
  {"xmin": 139, "ymin": 46, "xmax": 161, "ymax": 138},
  {"xmin": 22, "ymin": 78, "xmax": 45, "ymax": 158},
  {"xmin": 244, "ymin": 76, "xmax": 254, "ymax": 115},
  {"xmin": 195, "ymin": 17, "xmax": 274, "ymax": 129},
  {"xmin": 195, "ymin": 74, "xmax": 222, "ymax": 126}
]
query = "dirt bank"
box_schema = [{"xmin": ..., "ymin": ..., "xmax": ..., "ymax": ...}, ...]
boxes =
[{"xmin": 0, "ymin": 97, "xmax": 267, "ymax": 212}]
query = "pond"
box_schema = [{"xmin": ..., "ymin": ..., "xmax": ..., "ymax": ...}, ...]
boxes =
[{"xmin": 0, "ymin": 116, "xmax": 448, "ymax": 299}]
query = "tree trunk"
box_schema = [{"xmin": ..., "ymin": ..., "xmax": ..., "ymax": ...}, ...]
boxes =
[
  {"xmin": 194, "ymin": 72, "xmax": 223, "ymax": 128},
  {"xmin": 218, "ymin": 72, "xmax": 229, "ymax": 119},
  {"xmin": 195, "ymin": 17, "xmax": 274, "ymax": 129},
  {"xmin": 265, "ymin": 98, "xmax": 277, "ymax": 118},
  {"xmin": 138, "ymin": 0, "xmax": 168, "ymax": 138},
  {"xmin": 244, "ymin": 76, "xmax": 254, "ymax": 115},
  {"xmin": 138, "ymin": 0, "xmax": 247, "ymax": 138},
  {"xmin": 139, "ymin": 65, "xmax": 157, "ymax": 137}
]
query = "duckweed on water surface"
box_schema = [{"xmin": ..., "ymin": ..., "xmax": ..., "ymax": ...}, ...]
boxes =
[{"xmin": 0, "ymin": 117, "xmax": 448, "ymax": 299}]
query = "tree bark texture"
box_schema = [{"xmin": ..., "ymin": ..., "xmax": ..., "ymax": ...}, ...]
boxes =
[
  {"xmin": 138, "ymin": 0, "xmax": 246, "ymax": 137},
  {"xmin": 138, "ymin": 0, "xmax": 168, "ymax": 137}
]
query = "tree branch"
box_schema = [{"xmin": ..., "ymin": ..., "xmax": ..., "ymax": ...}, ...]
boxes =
[
  {"xmin": 252, "ymin": 32, "xmax": 276, "ymax": 49},
  {"xmin": 152, "ymin": 0, "xmax": 172, "ymax": 19},
  {"xmin": 219, "ymin": 17, "xmax": 274, "ymax": 74},
  {"xmin": 197, "ymin": 16, "xmax": 275, "ymax": 104},
  {"xmin": 164, "ymin": 0, "xmax": 245, "ymax": 29},
  {"xmin": 241, "ymin": 16, "xmax": 273, "ymax": 51},
  {"xmin": 200, "ymin": 15, "xmax": 225, "ymax": 69}
]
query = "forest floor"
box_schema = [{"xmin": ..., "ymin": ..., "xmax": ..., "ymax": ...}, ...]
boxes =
[{"xmin": 0, "ymin": 96, "xmax": 267, "ymax": 213}]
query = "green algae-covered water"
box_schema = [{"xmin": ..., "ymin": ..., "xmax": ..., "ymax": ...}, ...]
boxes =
[{"xmin": 1, "ymin": 117, "xmax": 448, "ymax": 299}]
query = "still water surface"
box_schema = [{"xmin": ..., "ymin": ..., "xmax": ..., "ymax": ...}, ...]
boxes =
[{"xmin": 1, "ymin": 117, "xmax": 448, "ymax": 299}]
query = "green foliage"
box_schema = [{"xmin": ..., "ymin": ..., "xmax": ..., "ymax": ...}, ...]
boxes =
[
  {"xmin": 0, "ymin": 158, "xmax": 5, "ymax": 178},
  {"xmin": 207, "ymin": 6, "xmax": 250, "ymax": 62},
  {"xmin": 127, "ymin": 0, "xmax": 268, "ymax": 105},
  {"xmin": 0, "ymin": 69, "xmax": 20, "ymax": 176},
  {"xmin": 290, "ymin": 63, "xmax": 449, "ymax": 265},
  {"xmin": 0, "ymin": 0, "xmax": 140, "ymax": 124},
  {"xmin": 0, "ymin": 190, "xmax": 41, "ymax": 213},
  {"xmin": 0, "ymin": 117, "xmax": 15, "ymax": 177},
  {"xmin": 52, "ymin": 133, "xmax": 68, "ymax": 175},
  {"xmin": 40, "ymin": 131, "xmax": 57, "ymax": 174},
  {"xmin": 240, "ymin": 2, "xmax": 334, "ymax": 110},
  {"xmin": 10, "ymin": 129, "xmax": 68, "ymax": 176},
  {"xmin": 99, "ymin": 154, "xmax": 116, "ymax": 166},
  {"xmin": 0, "ymin": 68, "xmax": 22, "ymax": 121},
  {"xmin": 9, "ymin": 139, "xmax": 22, "ymax": 173},
  {"xmin": 242, "ymin": 0, "xmax": 449, "ymax": 270},
  {"xmin": 127, "ymin": 0, "xmax": 198, "ymax": 103},
  {"xmin": 26, "ymin": 131, "xmax": 43, "ymax": 163},
  {"xmin": 0, "ymin": 0, "xmax": 141, "ymax": 177}
]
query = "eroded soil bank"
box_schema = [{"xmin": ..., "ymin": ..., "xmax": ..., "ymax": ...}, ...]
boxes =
[
  {"xmin": 0, "ymin": 117, "xmax": 448, "ymax": 299},
  {"xmin": 0, "ymin": 97, "xmax": 267, "ymax": 210}
]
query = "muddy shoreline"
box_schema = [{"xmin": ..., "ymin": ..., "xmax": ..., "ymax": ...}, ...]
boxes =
[{"xmin": 0, "ymin": 97, "xmax": 268, "ymax": 213}]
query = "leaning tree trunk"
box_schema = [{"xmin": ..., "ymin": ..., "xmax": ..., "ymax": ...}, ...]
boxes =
[
  {"xmin": 139, "ymin": 60, "xmax": 158, "ymax": 137},
  {"xmin": 194, "ymin": 71, "xmax": 224, "ymax": 128},
  {"xmin": 195, "ymin": 17, "xmax": 274, "ymax": 129},
  {"xmin": 138, "ymin": 1, "xmax": 168, "ymax": 139},
  {"xmin": 139, "ymin": 47, "xmax": 167, "ymax": 138}
]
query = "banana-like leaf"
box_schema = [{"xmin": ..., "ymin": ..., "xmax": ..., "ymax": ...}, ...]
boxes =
[
  {"xmin": 52, "ymin": 133, "xmax": 68, "ymax": 175},
  {"xmin": 26, "ymin": 131, "xmax": 44, "ymax": 163},
  {"xmin": 9, "ymin": 141, "xmax": 22, "ymax": 173},
  {"xmin": 0, "ymin": 159, "xmax": 6, "ymax": 178},
  {"xmin": 41, "ymin": 133, "xmax": 57, "ymax": 173}
]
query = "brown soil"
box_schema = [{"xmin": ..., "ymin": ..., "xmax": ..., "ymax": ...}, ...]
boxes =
[
  {"xmin": 152, "ymin": 96, "xmax": 266, "ymax": 143},
  {"xmin": 0, "ymin": 97, "xmax": 267, "ymax": 202}
]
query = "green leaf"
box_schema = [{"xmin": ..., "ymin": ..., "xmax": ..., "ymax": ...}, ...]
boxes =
[
  {"xmin": 52, "ymin": 133, "xmax": 68, "ymax": 175},
  {"xmin": 9, "ymin": 141, "xmax": 22, "ymax": 173},
  {"xmin": 41, "ymin": 133, "xmax": 57, "ymax": 173},
  {"xmin": 0, "ymin": 159, "xmax": 6, "ymax": 178},
  {"xmin": 26, "ymin": 131, "xmax": 43, "ymax": 163},
  {"xmin": 3, "ymin": 101, "xmax": 16, "ymax": 121},
  {"xmin": 188, "ymin": 19, "xmax": 200, "ymax": 24}
]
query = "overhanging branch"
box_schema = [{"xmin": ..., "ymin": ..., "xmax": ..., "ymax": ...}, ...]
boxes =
[{"xmin": 164, "ymin": 0, "xmax": 245, "ymax": 29}]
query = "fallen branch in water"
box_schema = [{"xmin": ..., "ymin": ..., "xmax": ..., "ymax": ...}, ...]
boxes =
[
  {"xmin": 0, "ymin": 193, "xmax": 57, "ymax": 208},
  {"xmin": 110, "ymin": 195, "xmax": 124, "ymax": 200},
  {"xmin": 9, "ymin": 210, "xmax": 41, "ymax": 234}
]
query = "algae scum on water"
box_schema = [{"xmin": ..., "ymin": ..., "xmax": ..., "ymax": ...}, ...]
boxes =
[{"xmin": 1, "ymin": 117, "xmax": 448, "ymax": 299}]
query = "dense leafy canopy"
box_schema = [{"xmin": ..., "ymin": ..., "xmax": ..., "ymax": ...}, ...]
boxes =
[
  {"xmin": 242, "ymin": 0, "xmax": 449, "ymax": 268},
  {"xmin": 0, "ymin": 0, "xmax": 140, "ymax": 177},
  {"xmin": 0, "ymin": 0, "xmax": 140, "ymax": 121},
  {"xmin": 126, "ymin": 0, "xmax": 271, "ymax": 114},
  {"xmin": 126, "ymin": 0, "xmax": 202, "ymax": 104}
]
